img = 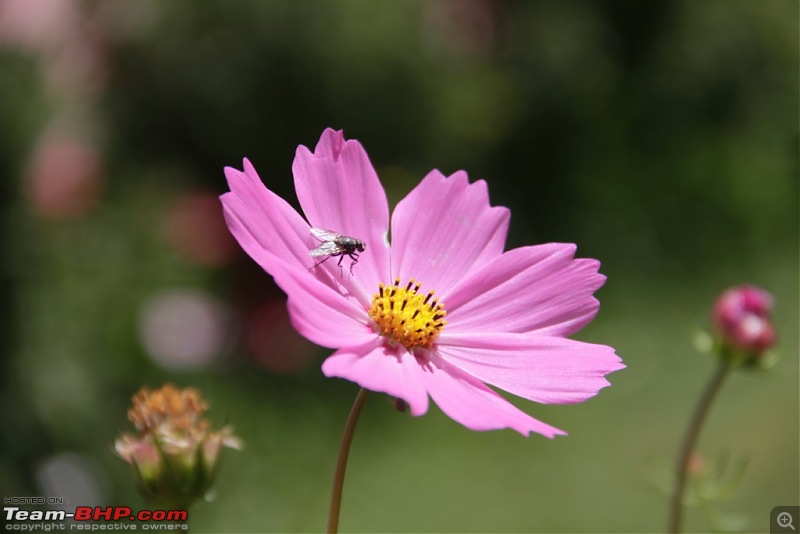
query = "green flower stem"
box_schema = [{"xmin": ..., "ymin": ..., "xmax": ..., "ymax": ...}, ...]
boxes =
[
  {"xmin": 669, "ymin": 361, "xmax": 732, "ymax": 533},
  {"xmin": 327, "ymin": 388, "xmax": 369, "ymax": 534}
]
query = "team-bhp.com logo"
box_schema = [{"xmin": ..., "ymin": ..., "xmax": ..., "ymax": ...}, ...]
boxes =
[{"xmin": 5, "ymin": 506, "xmax": 188, "ymax": 530}]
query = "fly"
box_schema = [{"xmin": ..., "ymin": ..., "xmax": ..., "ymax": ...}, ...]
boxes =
[{"xmin": 308, "ymin": 227, "xmax": 366, "ymax": 275}]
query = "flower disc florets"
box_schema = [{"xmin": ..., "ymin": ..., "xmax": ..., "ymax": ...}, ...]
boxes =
[{"xmin": 368, "ymin": 278, "xmax": 446, "ymax": 350}]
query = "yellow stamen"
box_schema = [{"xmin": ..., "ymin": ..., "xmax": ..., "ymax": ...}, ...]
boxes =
[{"xmin": 367, "ymin": 278, "xmax": 447, "ymax": 350}]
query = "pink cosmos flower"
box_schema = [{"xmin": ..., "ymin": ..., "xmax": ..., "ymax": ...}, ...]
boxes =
[{"xmin": 221, "ymin": 129, "xmax": 623, "ymax": 438}]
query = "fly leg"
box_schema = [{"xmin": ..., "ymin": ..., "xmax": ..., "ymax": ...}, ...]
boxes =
[
  {"xmin": 336, "ymin": 253, "xmax": 346, "ymax": 276},
  {"xmin": 310, "ymin": 255, "xmax": 333, "ymax": 271},
  {"xmin": 347, "ymin": 253, "xmax": 360, "ymax": 276}
]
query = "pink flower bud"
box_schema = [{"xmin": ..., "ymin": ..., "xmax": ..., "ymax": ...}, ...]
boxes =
[{"xmin": 712, "ymin": 285, "xmax": 775, "ymax": 358}]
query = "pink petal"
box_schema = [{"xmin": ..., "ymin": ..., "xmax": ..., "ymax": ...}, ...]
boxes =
[
  {"xmin": 292, "ymin": 129, "xmax": 391, "ymax": 296},
  {"xmin": 442, "ymin": 243, "xmax": 605, "ymax": 337},
  {"xmin": 390, "ymin": 169, "xmax": 509, "ymax": 294},
  {"xmin": 221, "ymin": 160, "xmax": 313, "ymax": 273},
  {"xmin": 269, "ymin": 263, "xmax": 375, "ymax": 349},
  {"xmin": 437, "ymin": 332, "xmax": 624, "ymax": 404},
  {"xmin": 222, "ymin": 161, "xmax": 375, "ymax": 349},
  {"xmin": 417, "ymin": 355, "xmax": 566, "ymax": 438},
  {"xmin": 321, "ymin": 341, "xmax": 430, "ymax": 416}
]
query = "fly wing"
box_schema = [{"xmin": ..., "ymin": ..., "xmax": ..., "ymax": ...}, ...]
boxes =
[
  {"xmin": 309, "ymin": 241, "xmax": 341, "ymax": 257},
  {"xmin": 310, "ymin": 227, "xmax": 341, "ymax": 242}
]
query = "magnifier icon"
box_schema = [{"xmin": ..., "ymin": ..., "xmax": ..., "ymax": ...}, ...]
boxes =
[{"xmin": 778, "ymin": 512, "xmax": 795, "ymax": 531}]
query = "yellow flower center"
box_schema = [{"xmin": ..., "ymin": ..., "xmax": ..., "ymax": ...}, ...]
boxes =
[{"xmin": 367, "ymin": 278, "xmax": 447, "ymax": 350}]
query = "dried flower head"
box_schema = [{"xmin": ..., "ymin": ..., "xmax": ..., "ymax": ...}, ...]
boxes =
[{"xmin": 115, "ymin": 384, "xmax": 240, "ymax": 508}]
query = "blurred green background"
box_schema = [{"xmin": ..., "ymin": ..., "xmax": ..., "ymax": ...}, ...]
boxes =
[{"xmin": 0, "ymin": 0, "xmax": 797, "ymax": 532}]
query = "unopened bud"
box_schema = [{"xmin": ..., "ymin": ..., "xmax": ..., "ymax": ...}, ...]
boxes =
[
  {"xmin": 712, "ymin": 285, "xmax": 776, "ymax": 361},
  {"xmin": 391, "ymin": 397, "xmax": 409, "ymax": 413}
]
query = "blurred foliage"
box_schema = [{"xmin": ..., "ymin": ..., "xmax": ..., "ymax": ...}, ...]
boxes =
[{"xmin": 0, "ymin": 0, "xmax": 797, "ymax": 532}]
